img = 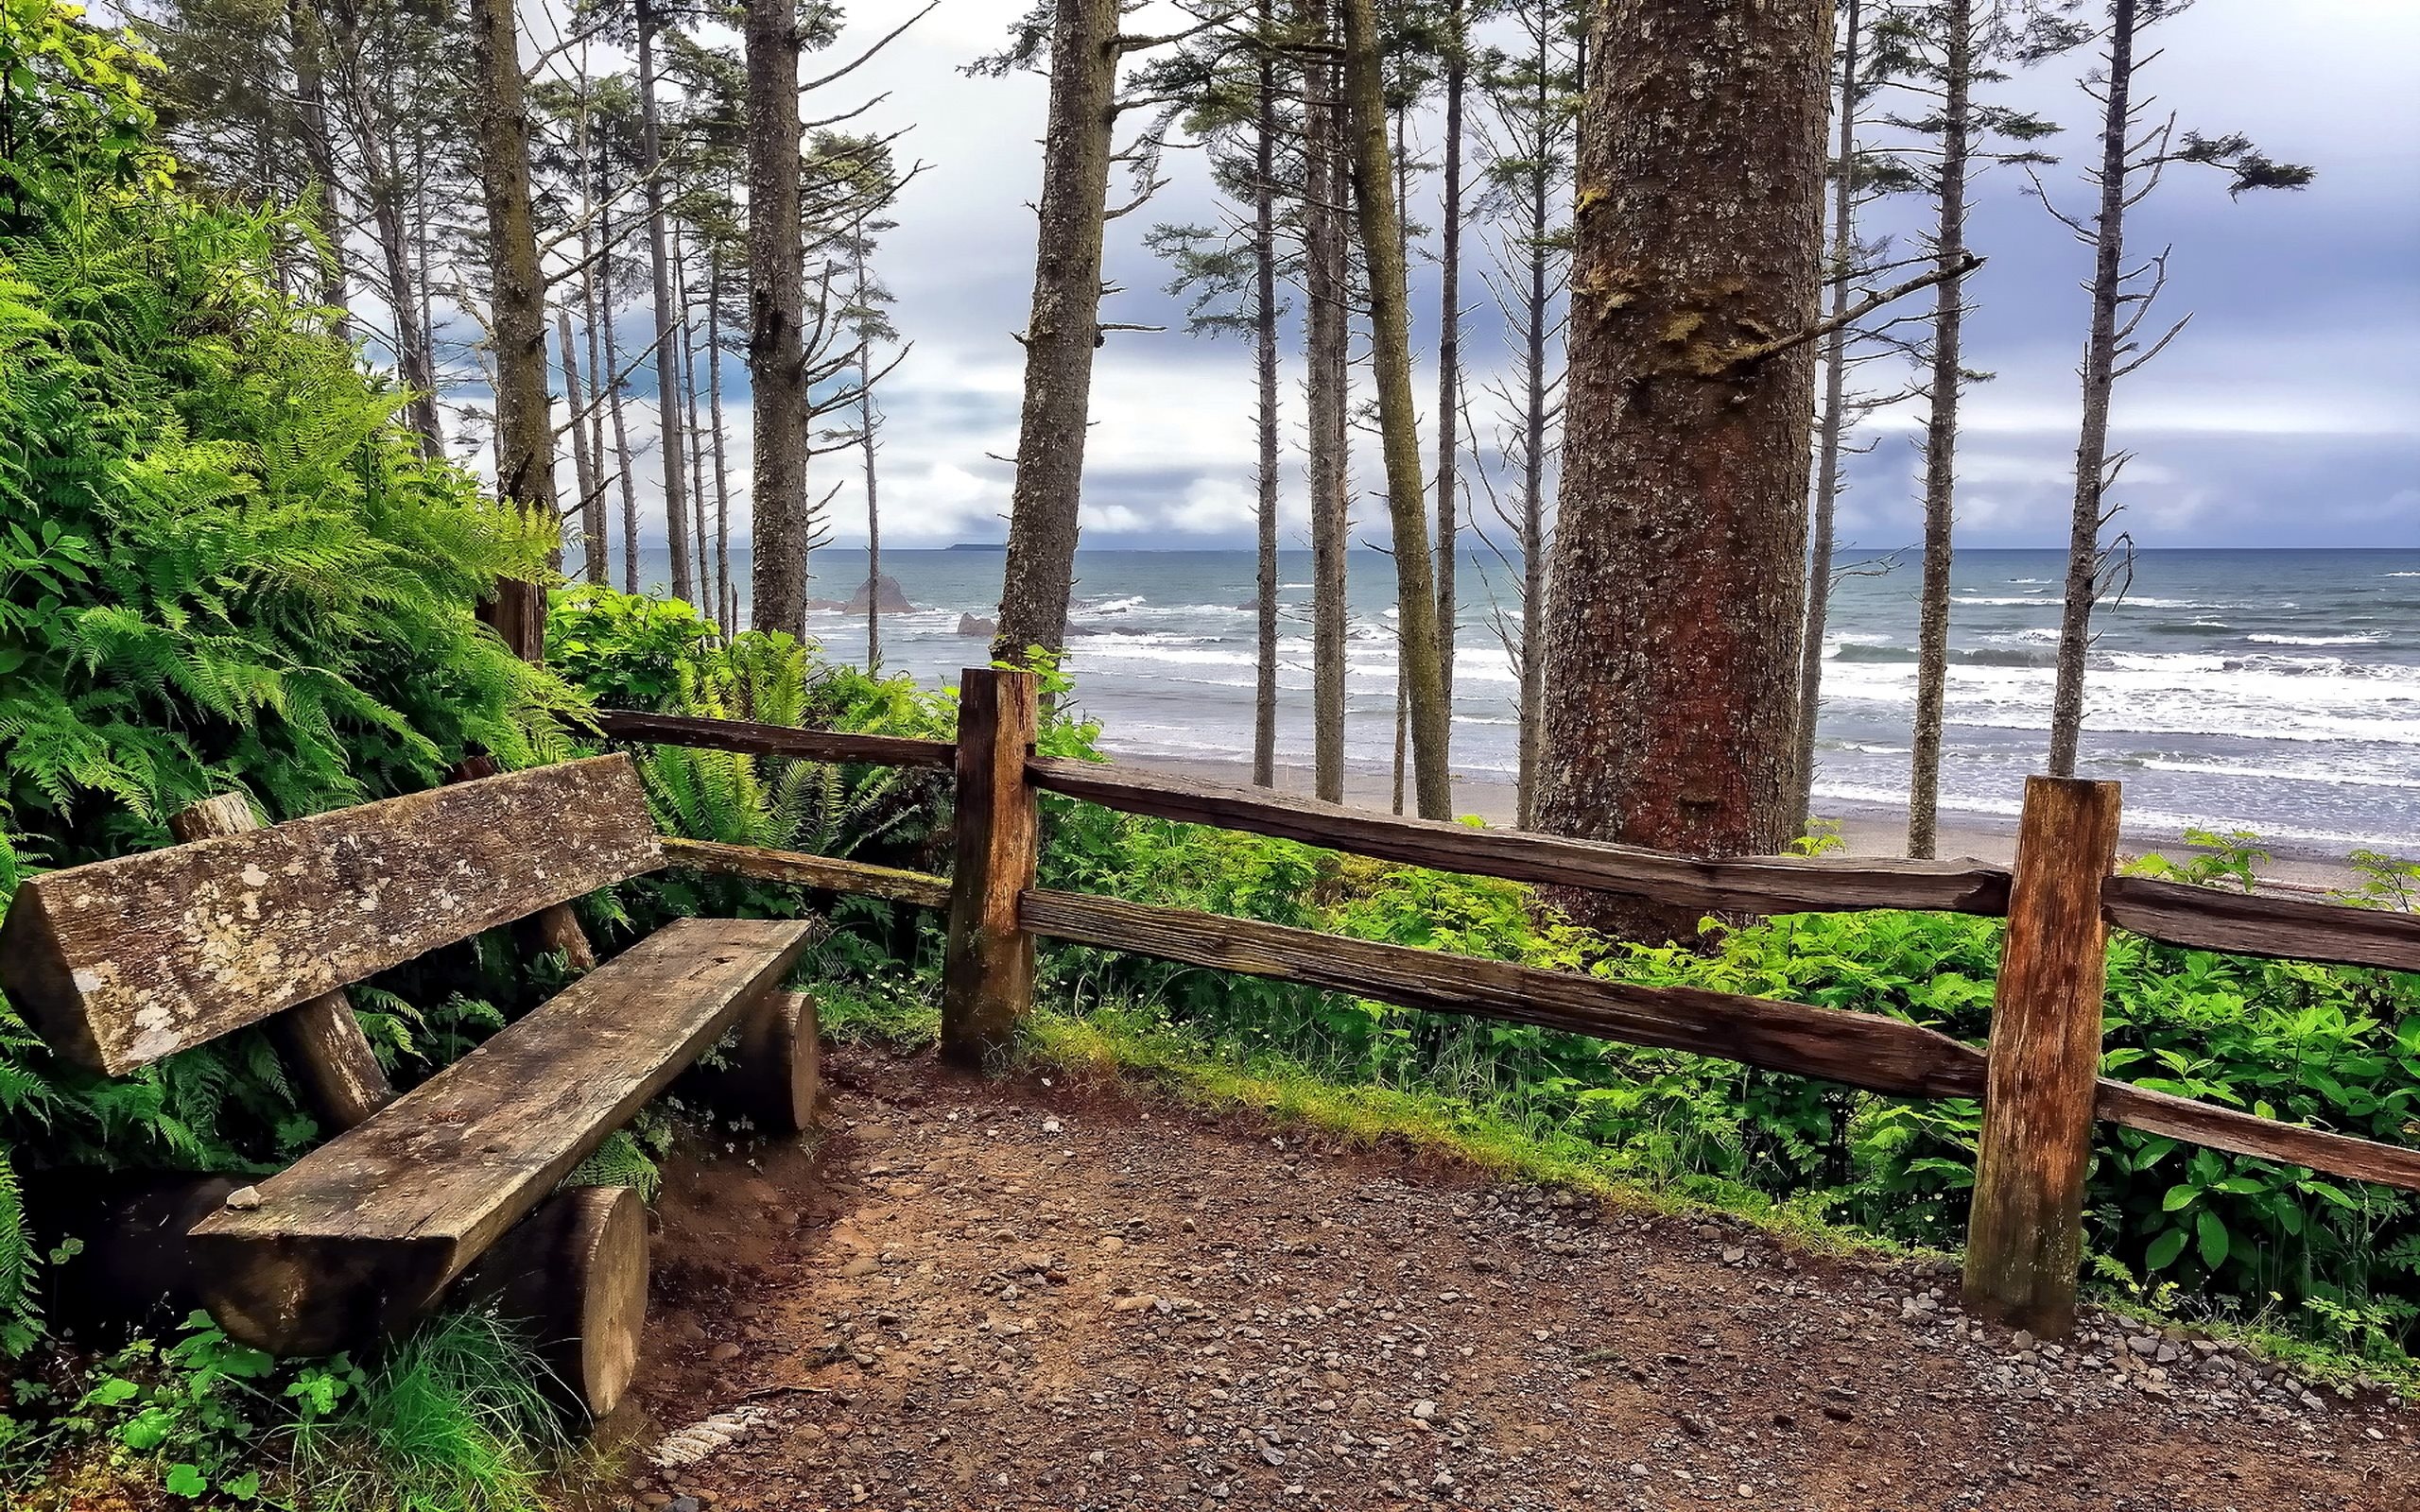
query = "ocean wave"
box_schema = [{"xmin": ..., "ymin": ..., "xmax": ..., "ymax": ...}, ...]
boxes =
[
  {"xmin": 1952, "ymin": 595, "xmax": 2052, "ymax": 606},
  {"xmin": 2134, "ymin": 756, "xmax": 2420, "ymax": 790},
  {"xmin": 2246, "ymin": 632, "xmax": 2386, "ymax": 646}
]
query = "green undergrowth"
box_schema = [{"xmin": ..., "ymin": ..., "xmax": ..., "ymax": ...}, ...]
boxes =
[{"xmin": 3, "ymin": 1308, "xmax": 576, "ymax": 1510}]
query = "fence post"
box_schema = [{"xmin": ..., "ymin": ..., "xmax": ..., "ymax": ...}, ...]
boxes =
[
  {"xmin": 1962, "ymin": 775, "xmax": 2122, "ymax": 1338},
  {"xmin": 942, "ymin": 667, "xmax": 1041, "ymax": 1067}
]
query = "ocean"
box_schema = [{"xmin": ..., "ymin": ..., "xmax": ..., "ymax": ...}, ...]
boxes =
[{"xmin": 622, "ymin": 546, "xmax": 2420, "ymax": 855}]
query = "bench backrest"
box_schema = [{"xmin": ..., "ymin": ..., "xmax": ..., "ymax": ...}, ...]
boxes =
[{"xmin": 0, "ymin": 756, "xmax": 663, "ymax": 1075}]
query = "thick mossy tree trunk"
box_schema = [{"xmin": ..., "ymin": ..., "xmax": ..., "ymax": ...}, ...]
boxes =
[
  {"xmin": 465, "ymin": 0, "xmax": 558, "ymax": 659},
  {"xmin": 635, "ymin": 0, "xmax": 695, "ymax": 605},
  {"xmin": 1908, "ymin": 0, "xmax": 1973, "ymax": 858},
  {"xmin": 1536, "ymin": 0, "xmax": 1830, "ymax": 933},
  {"xmin": 1340, "ymin": 0, "xmax": 1452, "ymax": 821},
  {"xmin": 992, "ymin": 0, "xmax": 1121, "ymax": 665},
  {"xmin": 747, "ymin": 0, "xmax": 811, "ymax": 639}
]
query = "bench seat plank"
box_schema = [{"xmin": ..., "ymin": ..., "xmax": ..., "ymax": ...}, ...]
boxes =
[
  {"xmin": 0, "ymin": 756, "xmax": 664, "ymax": 1074},
  {"xmin": 188, "ymin": 916, "xmax": 816, "ymax": 1353}
]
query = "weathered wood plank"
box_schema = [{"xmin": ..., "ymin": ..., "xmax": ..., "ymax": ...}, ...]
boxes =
[
  {"xmin": 1961, "ymin": 779, "xmax": 2122, "ymax": 1339},
  {"xmin": 168, "ymin": 795, "xmax": 394, "ymax": 1131},
  {"xmin": 2094, "ymin": 1078, "xmax": 2420, "ymax": 1193},
  {"xmin": 0, "ymin": 757, "xmax": 663, "ymax": 1074},
  {"xmin": 2103, "ymin": 874, "xmax": 2420, "ymax": 974},
  {"xmin": 187, "ymin": 916, "xmax": 814, "ymax": 1354},
  {"xmin": 1027, "ymin": 758, "xmax": 2014, "ymax": 918},
  {"xmin": 449, "ymin": 754, "xmax": 596, "ymax": 971},
  {"xmin": 1020, "ymin": 889, "xmax": 1990, "ymax": 1102},
  {"xmin": 660, "ymin": 836, "xmax": 953, "ymax": 910},
  {"xmin": 594, "ymin": 708, "xmax": 957, "ymax": 770},
  {"xmin": 942, "ymin": 670, "xmax": 1041, "ymax": 1068}
]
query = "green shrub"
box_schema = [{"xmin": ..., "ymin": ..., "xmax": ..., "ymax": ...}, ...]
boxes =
[{"xmin": 0, "ymin": 1, "xmax": 576, "ymax": 1360}]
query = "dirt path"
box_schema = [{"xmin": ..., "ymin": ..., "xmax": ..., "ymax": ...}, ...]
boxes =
[{"xmin": 614, "ymin": 1049, "xmax": 2418, "ymax": 1511}]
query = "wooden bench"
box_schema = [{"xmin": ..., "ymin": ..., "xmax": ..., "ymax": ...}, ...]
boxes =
[{"xmin": 0, "ymin": 754, "xmax": 818, "ymax": 1415}]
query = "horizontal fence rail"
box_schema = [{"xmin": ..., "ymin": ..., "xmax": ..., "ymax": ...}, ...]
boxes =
[
  {"xmin": 594, "ymin": 709, "xmax": 957, "ymax": 770},
  {"xmin": 1020, "ymin": 887, "xmax": 1990, "ymax": 1102},
  {"xmin": 598, "ymin": 679, "xmax": 2420, "ymax": 1338},
  {"xmin": 1028, "ymin": 757, "xmax": 2015, "ymax": 918},
  {"xmin": 659, "ymin": 837, "xmax": 954, "ymax": 911},
  {"xmin": 2103, "ymin": 873, "xmax": 2420, "ymax": 974}
]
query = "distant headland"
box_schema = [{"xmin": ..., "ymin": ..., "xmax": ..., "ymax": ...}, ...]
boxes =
[{"xmin": 945, "ymin": 541, "xmax": 1009, "ymax": 551}]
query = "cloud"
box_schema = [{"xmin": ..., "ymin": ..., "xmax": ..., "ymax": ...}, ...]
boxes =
[{"xmin": 519, "ymin": 0, "xmax": 2418, "ymax": 558}]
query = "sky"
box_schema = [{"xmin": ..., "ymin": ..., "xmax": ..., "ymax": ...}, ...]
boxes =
[{"xmin": 524, "ymin": 0, "xmax": 2420, "ymax": 557}]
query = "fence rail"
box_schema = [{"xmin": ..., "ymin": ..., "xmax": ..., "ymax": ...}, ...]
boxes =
[{"xmin": 603, "ymin": 674, "xmax": 2420, "ymax": 1339}]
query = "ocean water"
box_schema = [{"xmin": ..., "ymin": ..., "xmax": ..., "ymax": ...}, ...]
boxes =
[{"xmin": 623, "ymin": 546, "xmax": 2420, "ymax": 852}]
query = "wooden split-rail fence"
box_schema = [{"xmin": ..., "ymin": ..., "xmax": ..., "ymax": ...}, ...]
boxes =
[{"xmin": 599, "ymin": 668, "xmax": 2420, "ymax": 1340}]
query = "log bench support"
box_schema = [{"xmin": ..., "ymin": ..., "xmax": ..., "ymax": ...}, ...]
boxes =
[{"xmin": 1962, "ymin": 776, "xmax": 2121, "ymax": 1339}]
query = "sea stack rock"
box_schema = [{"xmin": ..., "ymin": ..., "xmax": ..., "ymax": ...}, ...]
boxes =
[
  {"xmin": 956, "ymin": 612, "xmax": 998, "ymax": 639},
  {"xmin": 848, "ymin": 574, "xmax": 915, "ymax": 614}
]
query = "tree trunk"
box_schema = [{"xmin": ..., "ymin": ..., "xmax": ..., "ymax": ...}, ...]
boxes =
[
  {"xmin": 705, "ymin": 241, "xmax": 734, "ymax": 627},
  {"xmin": 1908, "ymin": 0, "xmax": 1971, "ymax": 858},
  {"xmin": 1433, "ymin": 0, "xmax": 1465, "ymax": 747},
  {"xmin": 675, "ymin": 227, "xmax": 713, "ymax": 611},
  {"xmin": 352, "ymin": 81, "xmax": 441, "ymax": 454},
  {"xmin": 1792, "ymin": 0, "xmax": 1863, "ymax": 840},
  {"xmin": 465, "ymin": 0, "xmax": 558, "ymax": 660},
  {"xmin": 1303, "ymin": 0, "xmax": 1349, "ymax": 804},
  {"xmin": 1252, "ymin": 12, "xmax": 1281, "ymax": 789},
  {"xmin": 635, "ymin": 0, "xmax": 696, "ymax": 605},
  {"xmin": 746, "ymin": 0, "xmax": 811, "ymax": 638},
  {"xmin": 991, "ymin": 0, "xmax": 1121, "ymax": 664},
  {"xmin": 559, "ymin": 303, "xmax": 605, "ymax": 584},
  {"xmin": 1340, "ymin": 0, "xmax": 1452, "ymax": 821},
  {"xmin": 2048, "ymin": 0, "xmax": 2135, "ymax": 779},
  {"xmin": 286, "ymin": 0, "xmax": 347, "ymax": 325},
  {"xmin": 597, "ymin": 202, "xmax": 644, "ymax": 596},
  {"xmin": 1513, "ymin": 55, "xmax": 1552, "ymax": 833},
  {"xmin": 1536, "ymin": 0, "xmax": 1830, "ymax": 933},
  {"xmin": 860, "ymin": 340, "xmax": 882, "ymax": 672}
]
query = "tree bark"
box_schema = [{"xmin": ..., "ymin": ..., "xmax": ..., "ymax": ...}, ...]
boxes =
[
  {"xmin": 1536, "ymin": 0, "xmax": 1831, "ymax": 932},
  {"xmin": 598, "ymin": 200, "xmax": 644, "ymax": 597},
  {"xmin": 991, "ymin": 0, "xmax": 1121, "ymax": 664},
  {"xmin": 2048, "ymin": 0, "xmax": 2135, "ymax": 779},
  {"xmin": 1433, "ymin": 0, "xmax": 1465, "ymax": 747},
  {"xmin": 286, "ymin": 0, "xmax": 348, "ymax": 325},
  {"xmin": 675, "ymin": 226, "xmax": 713, "ymax": 611},
  {"xmin": 1791, "ymin": 0, "xmax": 1862, "ymax": 841},
  {"xmin": 636, "ymin": 0, "xmax": 696, "ymax": 605},
  {"xmin": 860, "ymin": 339, "xmax": 883, "ymax": 672},
  {"xmin": 1252, "ymin": 11, "xmax": 1281, "ymax": 789},
  {"xmin": 1339, "ymin": 0, "xmax": 1452, "ymax": 822},
  {"xmin": 559, "ymin": 303, "xmax": 605, "ymax": 584},
  {"xmin": 337, "ymin": 17, "xmax": 441, "ymax": 455},
  {"xmin": 705, "ymin": 240, "xmax": 734, "ymax": 627},
  {"xmin": 465, "ymin": 0, "xmax": 558, "ymax": 659},
  {"xmin": 1303, "ymin": 0, "xmax": 1350, "ymax": 804},
  {"xmin": 1908, "ymin": 0, "xmax": 1971, "ymax": 858},
  {"xmin": 747, "ymin": 0, "xmax": 811, "ymax": 638},
  {"xmin": 1513, "ymin": 44, "xmax": 1553, "ymax": 833}
]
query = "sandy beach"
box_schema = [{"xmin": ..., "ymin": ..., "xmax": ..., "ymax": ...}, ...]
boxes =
[{"xmin": 1121, "ymin": 752, "xmax": 2371, "ymax": 895}]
